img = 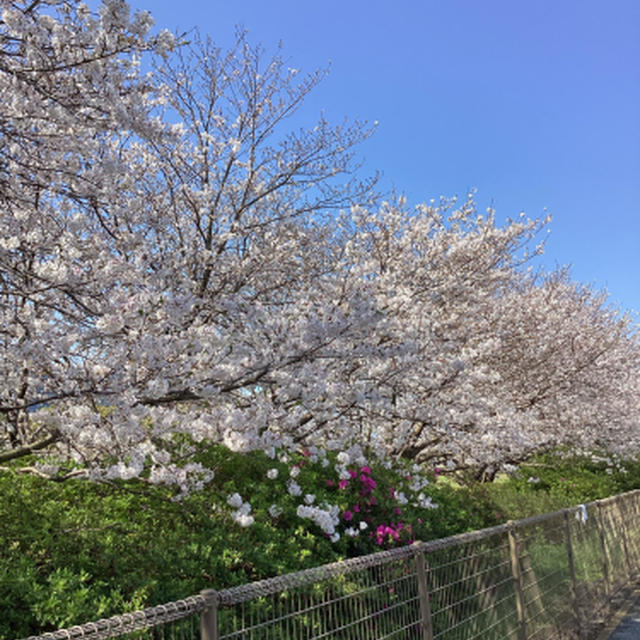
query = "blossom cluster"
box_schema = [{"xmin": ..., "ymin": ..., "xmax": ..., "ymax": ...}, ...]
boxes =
[
  {"xmin": 223, "ymin": 445, "xmax": 441, "ymax": 550},
  {"xmin": 227, "ymin": 493, "xmax": 255, "ymax": 527}
]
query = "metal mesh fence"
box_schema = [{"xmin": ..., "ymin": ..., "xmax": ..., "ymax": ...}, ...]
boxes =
[
  {"xmin": 425, "ymin": 528, "xmax": 518, "ymax": 640},
  {"xmin": 217, "ymin": 550, "xmax": 421, "ymax": 639},
  {"xmin": 20, "ymin": 597, "xmax": 207, "ymax": 640},
  {"xmin": 18, "ymin": 490, "xmax": 640, "ymax": 640}
]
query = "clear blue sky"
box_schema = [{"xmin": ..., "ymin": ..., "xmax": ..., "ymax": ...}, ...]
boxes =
[{"xmin": 128, "ymin": 0, "xmax": 640, "ymax": 315}]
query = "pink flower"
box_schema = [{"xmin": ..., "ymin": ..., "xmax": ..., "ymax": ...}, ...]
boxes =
[
  {"xmin": 375, "ymin": 524, "xmax": 400, "ymax": 545},
  {"xmin": 361, "ymin": 466, "xmax": 372, "ymax": 474},
  {"xmin": 360, "ymin": 475, "xmax": 377, "ymax": 493},
  {"xmin": 327, "ymin": 480, "xmax": 334, "ymax": 486},
  {"xmin": 343, "ymin": 510, "xmax": 353, "ymax": 521},
  {"xmin": 395, "ymin": 507, "xmax": 402, "ymax": 515},
  {"xmin": 353, "ymin": 504, "xmax": 361, "ymax": 513},
  {"xmin": 339, "ymin": 479, "xmax": 349, "ymax": 490},
  {"xmin": 349, "ymin": 469, "xmax": 357, "ymax": 479}
]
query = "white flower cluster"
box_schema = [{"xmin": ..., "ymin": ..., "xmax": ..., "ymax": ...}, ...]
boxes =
[
  {"xmin": 268, "ymin": 504, "xmax": 283, "ymax": 518},
  {"xmin": 416, "ymin": 493, "xmax": 438, "ymax": 509},
  {"xmin": 296, "ymin": 503, "xmax": 340, "ymax": 538},
  {"xmin": 344, "ymin": 521, "xmax": 369, "ymax": 538},
  {"xmin": 409, "ymin": 476, "xmax": 430, "ymax": 492},
  {"xmin": 227, "ymin": 492, "xmax": 243, "ymax": 508},
  {"xmin": 287, "ymin": 479, "xmax": 302, "ymax": 496},
  {"xmin": 227, "ymin": 492, "xmax": 254, "ymax": 527},
  {"xmin": 336, "ymin": 466, "xmax": 351, "ymax": 480},
  {"xmin": 590, "ymin": 453, "xmax": 628, "ymax": 475}
]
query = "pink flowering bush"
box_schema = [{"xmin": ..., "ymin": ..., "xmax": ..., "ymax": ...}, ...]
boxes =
[{"xmin": 191, "ymin": 442, "xmax": 498, "ymax": 556}]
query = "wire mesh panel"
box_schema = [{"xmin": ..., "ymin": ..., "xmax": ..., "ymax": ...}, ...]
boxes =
[
  {"xmin": 567, "ymin": 503, "xmax": 608, "ymax": 635},
  {"xmin": 216, "ymin": 549, "xmax": 422, "ymax": 639},
  {"xmin": 616, "ymin": 492, "xmax": 640, "ymax": 573},
  {"xmin": 21, "ymin": 597, "xmax": 205, "ymax": 640},
  {"xmin": 514, "ymin": 514, "xmax": 574, "ymax": 640},
  {"xmin": 208, "ymin": 492, "xmax": 640, "ymax": 640},
  {"xmin": 599, "ymin": 498, "xmax": 630, "ymax": 594},
  {"xmin": 424, "ymin": 530, "xmax": 519, "ymax": 640}
]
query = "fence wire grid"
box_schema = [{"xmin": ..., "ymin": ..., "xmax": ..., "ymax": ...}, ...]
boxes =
[{"xmin": 18, "ymin": 490, "xmax": 640, "ymax": 640}]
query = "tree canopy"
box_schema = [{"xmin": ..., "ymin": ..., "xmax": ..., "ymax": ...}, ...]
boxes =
[{"xmin": 1, "ymin": 0, "xmax": 639, "ymax": 489}]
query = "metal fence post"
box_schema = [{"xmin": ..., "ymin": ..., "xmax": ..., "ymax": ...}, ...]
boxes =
[
  {"xmin": 508, "ymin": 521, "xmax": 527, "ymax": 640},
  {"xmin": 595, "ymin": 501, "xmax": 610, "ymax": 598},
  {"xmin": 564, "ymin": 511, "xmax": 581, "ymax": 636},
  {"xmin": 413, "ymin": 543, "xmax": 434, "ymax": 640},
  {"xmin": 200, "ymin": 589, "xmax": 220, "ymax": 640}
]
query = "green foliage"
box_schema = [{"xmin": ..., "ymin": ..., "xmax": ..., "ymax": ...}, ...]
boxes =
[
  {"xmin": 0, "ymin": 472, "xmax": 176, "ymax": 637},
  {"xmin": 486, "ymin": 449, "xmax": 640, "ymax": 520},
  {"xmin": 2, "ymin": 446, "xmax": 639, "ymax": 638}
]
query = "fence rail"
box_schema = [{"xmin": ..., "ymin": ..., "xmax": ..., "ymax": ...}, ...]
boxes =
[{"xmin": 19, "ymin": 489, "xmax": 640, "ymax": 640}]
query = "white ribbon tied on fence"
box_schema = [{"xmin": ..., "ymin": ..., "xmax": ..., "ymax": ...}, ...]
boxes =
[{"xmin": 575, "ymin": 504, "xmax": 588, "ymax": 524}]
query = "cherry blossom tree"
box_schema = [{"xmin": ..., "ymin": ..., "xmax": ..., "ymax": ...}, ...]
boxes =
[
  {"xmin": 472, "ymin": 271, "xmax": 640, "ymax": 476},
  {"xmin": 341, "ymin": 196, "xmax": 640, "ymax": 476},
  {"xmin": 0, "ymin": 0, "xmax": 381, "ymax": 488},
  {"xmin": 319, "ymin": 197, "xmax": 554, "ymax": 468},
  {"xmin": 1, "ymin": 0, "xmax": 174, "ymax": 471},
  {"xmin": 1, "ymin": 0, "xmax": 638, "ymax": 490}
]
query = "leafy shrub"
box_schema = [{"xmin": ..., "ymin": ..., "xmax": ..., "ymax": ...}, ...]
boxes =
[
  {"xmin": 486, "ymin": 449, "xmax": 640, "ymax": 520},
  {"xmin": 2, "ymin": 445, "xmax": 639, "ymax": 638}
]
